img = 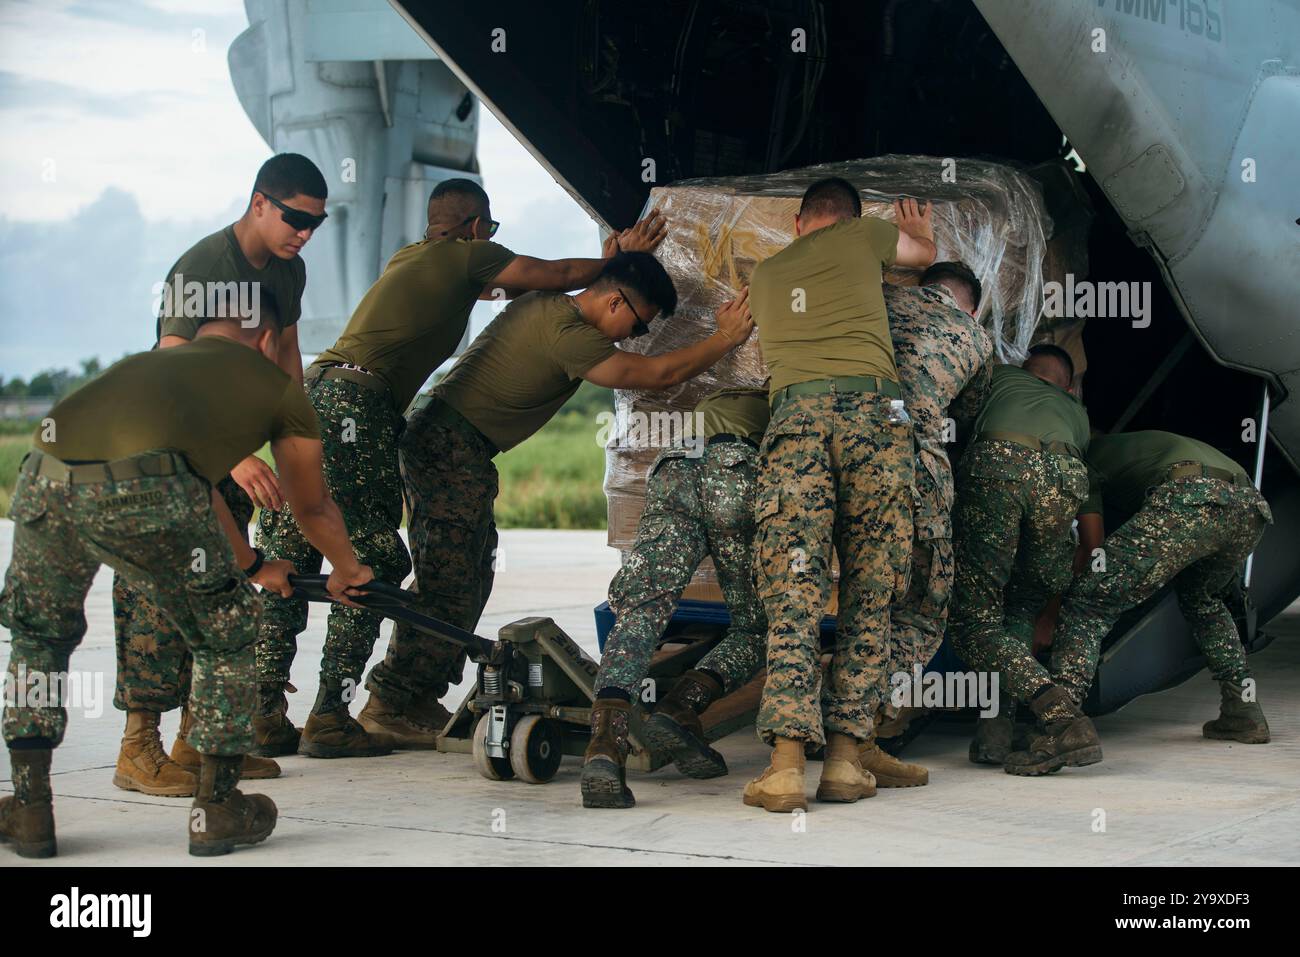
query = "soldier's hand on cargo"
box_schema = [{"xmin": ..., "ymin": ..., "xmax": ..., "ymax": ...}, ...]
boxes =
[
  {"xmin": 326, "ymin": 563, "xmax": 375, "ymax": 609},
  {"xmin": 716, "ymin": 286, "xmax": 754, "ymax": 346},
  {"xmin": 894, "ymin": 197, "xmax": 934, "ymax": 241},
  {"xmin": 617, "ymin": 209, "xmax": 668, "ymax": 253},
  {"xmin": 232, "ymin": 455, "xmax": 284, "ymax": 511},
  {"xmin": 252, "ymin": 559, "xmax": 296, "ymax": 598},
  {"xmin": 602, "ymin": 230, "xmax": 622, "ymax": 258}
]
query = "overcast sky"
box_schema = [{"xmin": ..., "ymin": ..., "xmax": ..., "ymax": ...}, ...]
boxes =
[{"xmin": 0, "ymin": 0, "xmax": 597, "ymax": 379}]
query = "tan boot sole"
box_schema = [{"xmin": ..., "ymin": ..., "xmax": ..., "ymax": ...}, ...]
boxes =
[
  {"xmin": 742, "ymin": 790, "xmax": 808, "ymax": 813},
  {"xmin": 815, "ymin": 780, "xmax": 877, "ymax": 802},
  {"xmin": 112, "ymin": 771, "xmax": 196, "ymax": 798},
  {"xmin": 357, "ymin": 715, "xmax": 440, "ymax": 750},
  {"xmin": 872, "ymin": 771, "xmax": 928, "ymax": 788}
]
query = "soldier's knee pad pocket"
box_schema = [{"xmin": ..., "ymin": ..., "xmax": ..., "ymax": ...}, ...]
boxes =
[{"xmin": 751, "ymin": 488, "xmax": 788, "ymax": 600}]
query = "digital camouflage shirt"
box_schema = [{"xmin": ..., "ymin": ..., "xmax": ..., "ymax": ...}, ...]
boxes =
[{"xmin": 885, "ymin": 283, "xmax": 994, "ymax": 540}]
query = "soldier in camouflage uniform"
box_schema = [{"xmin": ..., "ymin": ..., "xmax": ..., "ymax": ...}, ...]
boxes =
[
  {"xmin": 742, "ymin": 180, "xmax": 938, "ymax": 814},
  {"xmin": 949, "ymin": 344, "xmax": 1103, "ymax": 776},
  {"xmin": 0, "ymin": 317, "xmax": 372, "ymax": 858},
  {"xmin": 1043, "ymin": 430, "xmax": 1273, "ymax": 750},
  {"xmin": 582, "ymin": 388, "xmax": 769, "ymax": 801},
  {"xmin": 111, "ymin": 153, "xmax": 327, "ymax": 794},
  {"xmin": 353, "ymin": 254, "xmax": 752, "ymax": 811},
  {"xmin": 863, "ymin": 264, "xmax": 993, "ymax": 788},
  {"xmin": 255, "ymin": 183, "xmax": 668, "ymax": 756}
]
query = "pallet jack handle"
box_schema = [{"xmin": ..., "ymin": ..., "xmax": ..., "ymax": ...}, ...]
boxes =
[{"xmin": 286, "ymin": 574, "xmax": 502, "ymax": 664}]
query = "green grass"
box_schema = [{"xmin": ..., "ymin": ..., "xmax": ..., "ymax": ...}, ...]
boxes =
[
  {"xmin": 1, "ymin": 404, "xmax": 611, "ymax": 529},
  {"xmin": 495, "ymin": 410, "xmax": 608, "ymax": 529},
  {"xmin": 0, "ymin": 434, "xmax": 31, "ymax": 516}
]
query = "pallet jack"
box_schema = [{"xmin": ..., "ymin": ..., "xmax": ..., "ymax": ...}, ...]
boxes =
[{"xmin": 287, "ymin": 575, "xmax": 759, "ymax": 783}]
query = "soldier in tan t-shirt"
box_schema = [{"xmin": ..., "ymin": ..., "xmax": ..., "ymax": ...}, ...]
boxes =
[
  {"xmin": 0, "ymin": 316, "xmax": 373, "ymax": 859},
  {"xmin": 360, "ymin": 252, "xmax": 753, "ymax": 773},
  {"xmin": 742, "ymin": 178, "xmax": 938, "ymax": 814},
  {"xmin": 252, "ymin": 179, "xmax": 671, "ymax": 756}
]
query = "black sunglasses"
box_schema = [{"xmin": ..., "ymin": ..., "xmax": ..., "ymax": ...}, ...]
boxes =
[
  {"xmin": 261, "ymin": 192, "xmax": 328, "ymax": 232},
  {"xmin": 619, "ymin": 287, "xmax": 651, "ymax": 339},
  {"xmin": 441, "ymin": 214, "xmax": 500, "ymax": 238}
]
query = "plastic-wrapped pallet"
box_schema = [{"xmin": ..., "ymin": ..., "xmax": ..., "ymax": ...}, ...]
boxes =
[{"xmin": 604, "ymin": 155, "xmax": 1074, "ymax": 600}]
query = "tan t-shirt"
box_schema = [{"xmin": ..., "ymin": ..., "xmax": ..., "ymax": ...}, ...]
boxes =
[
  {"xmin": 434, "ymin": 292, "xmax": 618, "ymax": 452},
  {"xmin": 35, "ymin": 337, "xmax": 320, "ymax": 483},
  {"xmin": 697, "ymin": 388, "xmax": 770, "ymax": 445},
  {"xmin": 750, "ymin": 216, "xmax": 900, "ymax": 394},
  {"xmin": 157, "ymin": 225, "xmax": 306, "ymax": 340},
  {"xmin": 312, "ymin": 238, "xmax": 516, "ymax": 412}
]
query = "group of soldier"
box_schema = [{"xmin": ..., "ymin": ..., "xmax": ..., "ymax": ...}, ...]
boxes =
[{"xmin": 0, "ymin": 156, "xmax": 1274, "ymax": 858}]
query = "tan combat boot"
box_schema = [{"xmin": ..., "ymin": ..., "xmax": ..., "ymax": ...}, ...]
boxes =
[
  {"xmin": 252, "ymin": 681, "xmax": 302, "ymax": 757},
  {"xmin": 642, "ymin": 670, "xmax": 728, "ymax": 779},
  {"xmin": 113, "ymin": 710, "xmax": 198, "ymax": 797},
  {"xmin": 581, "ymin": 698, "xmax": 636, "ymax": 809},
  {"xmin": 171, "ymin": 707, "xmax": 281, "ymax": 779},
  {"xmin": 357, "ymin": 692, "xmax": 444, "ymax": 750},
  {"xmin": 859, "ymin": 731, "xmax": 928, "ymax": 788},
  {"xmin": 816, "ymin": 732, "xmax": 877, "ymax": 803},
  {"xmin": 743, "ymin": 737, "xmax": 808, "ymax": 813},
  {"xmin": 0, "ymin": 747, "xmax": 56, "ymax": 859},
  {"xmin": 189, "ymin": 753, "xmax": 277, "ymax": 857},
  {"xmin": 1203, "ymin": 680, "xmax": 1270, "ymax": 744},
  {"xmin": 298, "ymin": 680, "xmax": 397, "ymax": 758},
  {"xmin": 1003, "ymin": 685, "xmax": 1103, "ymax": 776}
]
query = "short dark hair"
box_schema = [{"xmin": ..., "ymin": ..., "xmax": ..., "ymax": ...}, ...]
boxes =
[
  {"xmin": 429, "ymin": 178, "xmax": 490, "ymax": 215},
  {"xmin": 254, "ymin": 153, "xmax": 327, "ymax": 201},
  {"xmin": 799, "ymin": 177, "xmax": 862, "ymax": 222},
  {"xmin": 592, "ymin": 252, "xmax": 677, "ymax": 317},
  {"xmin": 1026, "ymin": 343, "xmax": 1075, "ymax": 383},
  {"xmin": 920, "ymin": 261, "xmax": 982, "ymax": 309}
]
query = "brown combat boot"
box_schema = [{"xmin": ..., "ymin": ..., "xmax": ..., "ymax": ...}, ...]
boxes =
[
  {"xmin": 859, "ymin": 731, "xmax": 928, "ymax": 788},
  {"xmin": 743, "ymin": 737, "xmax": 808, "ymax": 813},
  {"xmin": 969, "ymin": 693, "xmax": 1018, "ymax": 765},
  {"xmin": 357, "ymin": 693, "xmax": 443, "ymax": 750},
  {"xmin": 816, "ymin": 732, "xmax": 877, "ymax": 803},
  {"xmin": 112, "ymin": 710, "xmax": 198, "ymax": 797},
  {"xmin": 252, "ymin": 681, "xmax": 302, "ymax": 757},
  {"xmin": 171, "ymin": 707, "xmax": 281, "ymax": 779},
  {"xmin": 581, "ymin": 698, "xmax": 636, "ymax": 809},
  {"xmin": 189, "ymin": 753, "xmax": 277, "ymax": 857},
  {"xmin": 298, "ymin": 680, "xmax": 397, "ymax": 758},
  {"xmin": 642, "ymin": 670, "xmax": 728, "ymax": 779},
  {"xmin": 0, "ymin": 747, "xmax": 56, "ymax": 859},
  {"xmin": 1203, "ymin": 680, "xmax": 1271, "ymax": 744},
  {"xmin": 1003, "ymin": 685, "xmax": 1103, "ymax": 776}
]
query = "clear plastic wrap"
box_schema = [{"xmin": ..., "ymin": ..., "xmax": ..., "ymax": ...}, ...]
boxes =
[{"xmin": 604, "ymin": 155, "xmax": 1067, "ymax": 587}]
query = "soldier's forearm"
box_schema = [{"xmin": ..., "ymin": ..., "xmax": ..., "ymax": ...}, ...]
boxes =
[
  {"xmin": 211, "ymin": 489, "xmax": 256, "ymax": 568},
  {"xmin": 652, "ymin": 333, "xmax": 733, "ymax": 390},
  {"xmin": 295, "ymin": 499, "xmax": 364, "ymax": 576}
]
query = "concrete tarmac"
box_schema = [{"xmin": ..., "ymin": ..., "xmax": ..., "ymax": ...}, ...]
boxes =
[{"xmin": 2, "ymin": 524, "xmax": 1297, "ymax": 866}]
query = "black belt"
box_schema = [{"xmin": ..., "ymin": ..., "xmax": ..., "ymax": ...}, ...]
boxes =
[{"xmin": 706, "ymin": 433, "xmax": 758, "ymax": 451}]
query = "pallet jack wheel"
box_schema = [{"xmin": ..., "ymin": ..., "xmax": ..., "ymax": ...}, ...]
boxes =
[
  {"xmin": 472, "ymin": 713, "xmax": 515, "ymax": 781},
  {"xmin": 508, "ymin": 715, "xmax": 563, "ymax": 784}
]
